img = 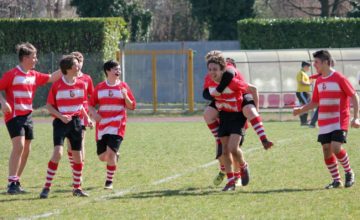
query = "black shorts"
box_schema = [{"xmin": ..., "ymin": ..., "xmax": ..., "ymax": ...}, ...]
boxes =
[
  {"xmin": 218, "ymin": 111, "xmax": 247, "ymax": 137},
  {"xmin": 317, "ymin": 130, "xmax": 347, "ymax": 145},
  {"xmin": 242, "ymin": 93, "xmax": 256, "ymax": 108},
  {"xmin": 53, "ymin": 116, "xmax": 83, "ymax": 151},
  {"xmin": 208, "ymin": 100, "xmax": 217, "ymax": 110},
  {"xmin": 97, "ymin": 134, "xmax": 123, "ymax": 155},
  {"xmin": 6, "ymin": 113, "xmax": 34, "ymax": 140}
]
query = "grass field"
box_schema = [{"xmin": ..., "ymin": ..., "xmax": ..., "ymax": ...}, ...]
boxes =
[{"xmin": 0, "ymin": 119, "xmax": 360, "ymax": 219}]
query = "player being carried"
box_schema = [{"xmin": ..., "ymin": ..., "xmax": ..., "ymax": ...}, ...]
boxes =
[
  {"xmin": 89, "ymin": 60, "xmax": 136, "ymax": 190},
  {"xmin": 203, "ymin": 50, "xmax": 273, "ymax": 187},
  {"xmin": 293, "ymin": 50, "xmax": 359, "ymax": 189}
]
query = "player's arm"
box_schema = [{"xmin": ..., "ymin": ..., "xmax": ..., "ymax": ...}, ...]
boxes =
[
  {"xmin": 46, "ymin": 103, "xmax": 71, "ymax": 124},
  {"xmin": 350, "ymin": 93, "xmax": 360, "ymax": 128},
  {"xmin": 215, "ymin": 68, "xmax": 236, "ymax": 93},
  {"xmin": 88, "ymin": 106, "xmax": 102, "ymax": 123},
  {"xmin": 81, "ymin": 106, "xmax": 94, "ymax": 128},
  {"xmin": 0, "ymin": 92, "xmax": 11, "ymax": 114},
  {"xmin": 245, "ymin": 84, "xmax": 259, "ymax": 111},
  {"xmin": 122, "ymin": 84, "xmax": 136, "ymax": 110},
  {"xmin": 293, "ymin": 101, "xmax": 318, "ymax": 116},
  {"xmin": 48, "ymin": 69, "xmax": 62, "ymax": 83},
  {"xmin": 203, "ymin": 88, "xmax": 214, "ymax": 101}
]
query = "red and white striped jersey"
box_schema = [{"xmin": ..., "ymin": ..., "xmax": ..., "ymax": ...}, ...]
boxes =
[
  {"xmin": 205, "ymin": 76, "xmax": 248, "ymax": 112},
  {"xmin": 90, "ymin": 80, "xmax": 136, "ymax": 140},
  {"xmin": 312, "ymin": 71, "xmax": 355, "ymax": 134},
  {"xmin": 77, "ymin": 73, "xmax": 94, "ymax": 126},
  {"xmin": 47, "ymin": 77, "xmax": 86, "ymax": 117},
  {"xmin": 0, "ymin": 66, "xmax": 50, "ymax": 122}
]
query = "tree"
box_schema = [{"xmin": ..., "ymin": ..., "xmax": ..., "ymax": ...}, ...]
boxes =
[
  {"xmin": 70, "ymin": 0, "xmax": 152, "ymax": 42},
  {"xmin": 189, "ymin": 0, "xmax": 255, "ymax": 40},
  {"xmin": 348, "ymin": 0, "xmax": 360, "ymax": 17},
  {"xmin": 258, "ymin": 0, "xmax": 353, "ymax": 18},
  {"xmin": 136, "ymin": 0, "xmax": 207, "ymax": 41}
]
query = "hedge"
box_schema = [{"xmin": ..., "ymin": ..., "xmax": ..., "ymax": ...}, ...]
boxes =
[
  {"xmin": 0, "ymin": 18, "xmax": 128, "ymax": 108},
  {"xmin": 237, "ymin": 18, "xmax": 360, "ymax": 49}
]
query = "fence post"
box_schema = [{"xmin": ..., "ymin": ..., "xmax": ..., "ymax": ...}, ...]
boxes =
[
  {"xmin": 152, "ymin": 52, "xmax": 157, "ymax": 113},
  {"xmin": 187, "ymin": 49, "xmax": 194, "ymax": 112}
]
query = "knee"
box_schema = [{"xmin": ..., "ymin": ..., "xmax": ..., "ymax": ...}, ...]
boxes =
[{"xmin": 98, "ymin": 153, "xmax": 108, "ymax": 162}]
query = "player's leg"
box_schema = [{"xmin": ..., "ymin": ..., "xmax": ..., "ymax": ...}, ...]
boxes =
[
  {"xmin": 228, "ymin": 134, "xmax": 250, "ymax": 186},
  {"xmin": 242, "ymin": 94, "xmax": 273, "ymax": 149},
  {"xmin": 66, "ymin": 139, "xmax": 75, "ymax": 170},
  {"xmin": 104, "ymin": 135, "xmax": 122, "ymax": 189},
  {"xmin": 7, "ymin": 136, "xmax": 25, "ymax": 194},
  {"xmin": 39, "ymin": 145, "xmax": 63, "ymax": 199},
  {"xmin": 330, "ymin": 130, "xmax": 354, "ymax": 188},
  {"xmin": 321, "ymin": 139, "xmax": 342, "ymax": 189},
  {"xmin": 69, "ymin": 117, "xmax": 88, "ymax": 197},
  {"xmin": 220, "ymin": 136, "xmax": 235, "ymax": 191}
]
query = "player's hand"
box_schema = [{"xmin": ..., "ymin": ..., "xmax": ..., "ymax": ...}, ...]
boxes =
[
  {"xmin": 210, "ymin": 90, "xmax": 220, "ymax": 97},
  {"xmin": 351, "ymin": 118, "xmax": 360, "ymax": 128},
  {"xmin": 1, "ymin": 101, "xmax": 12, "ymax": 114},
  {"xmin": 121, "ymin": 88, "xmax": 128, "ymax": 97},
  {"xmin": 92, "ymin": 113, "xmax": 102, "ymax": 123},
  {"xmin": 87, "ymin": 117, "xmax": 94, "ymax": 129},
  {"xmin": 293, "ymin": 107, "xmax": 302, "ymax": 116},
  {"xmin": 60, "ymin": 115, "xmax": 72, "ymax": 124}
]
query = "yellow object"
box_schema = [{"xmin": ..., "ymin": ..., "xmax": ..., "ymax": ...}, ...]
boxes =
[
  {"xmin": 296, "ymin": 70, "xmax": 311, "ymax": 92},
  {"xmin": 116, "ymin": 49, "xmax": 194, "ymax": 113}
]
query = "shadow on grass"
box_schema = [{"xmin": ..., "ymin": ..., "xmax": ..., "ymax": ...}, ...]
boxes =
[
  {"xmin": 108, "ymin": 186, "xmax": 325, "ymax": 200},
  {"xmin": 109, "ymin": 186, "xmax": 221, "ymax": 200},
  {"xmin": 240, "ymin": 187, "xmax": 324, "ymax": 194}
]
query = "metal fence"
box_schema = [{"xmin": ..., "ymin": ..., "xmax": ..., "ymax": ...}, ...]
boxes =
[{"xmin": 222, "ymin": 48, "xmax": 360, "ymax": 120}]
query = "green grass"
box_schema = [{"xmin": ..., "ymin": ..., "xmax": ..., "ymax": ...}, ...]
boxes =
[{"xmin": 0, "ymin": 120, "xmax": 360, "ymax": 219}]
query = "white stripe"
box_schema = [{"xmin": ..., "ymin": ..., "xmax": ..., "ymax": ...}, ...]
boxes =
[
  {"xmin": 73, "ymin": 181, "xmax": 81, "ymax": 185},
  {"xmin": 255, "ymin": 127, "xmax": 264, "ymax": 133},
  {"xmin": 300, "ymin": 92, "xmax": 309, "ymax": 104},
  {"xmin": 99, "ymin": 105, "xmax": 124, "ymax": 112},
  {"xmin": 13, "ymin": 76, "xmax": 35, "ymax": 85},
  {"xmin": 47, "ymin": 168, "xmax": 56, "ymax": 173},
  {"xmin": 14, "ymin": 103, "xmax": 32, "ymax": 111},
  {"xmin": 58, "ymin": 105, "xmax": 82, "ymax": 113},
  {"xmin": 72, "ymin": 170, "xmax": 82, "ymax": 175},
  {"xmin": 318, "ymin": 123, "xmax": 341, "ymax": 134},
  {"xmin": 13, "ymin": 91, "xmax": 32, "ymax": 98},
  {"xmin": 318, "ymin": 112, "xmax": 340, "ymax": 120},
  {"xmin": 252, "ymin": 123, "xmax": 262, "ymax": 129},
  {"xmin": 56, "ymin": 89, "xmax": 84, "ymax": 99},
  {"xmin": 97, "ymin": 126, "xmax": 119, "ymax": 140},
  {"xmin": 99, "ymin": 115, "xmax": 123, "ymax": 125},
  {"xmin": 107, "ymin": 171, "xmax": 115, "ymax": 174},
  {"xmin": 319, "ymin": 98, "xmax": 340, "ymax": 105},
  {"xmin": 98, "ymin": 89, "xmax": 123, "ymax": 99},
  {"xmin": 222, "ymin": 87, "xmax": 235, "ymax": 94},
  {"xmin": 258, "ymin": 132, "xmax": 265, "ymax": 137},
  {"xmin": 317, "ymin": 82, "xmax": 340, "ymax": 92}
]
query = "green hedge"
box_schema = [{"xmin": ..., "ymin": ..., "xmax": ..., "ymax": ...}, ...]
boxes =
[
  {"xmin": 237, "ymin": 18, "xmax": 360, "ymax": 49},
  {"xmin": 0, "ymin": 18, "xmax": 128, "ymax": 108}
]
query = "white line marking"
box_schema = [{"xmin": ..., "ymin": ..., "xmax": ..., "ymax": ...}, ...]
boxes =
[{"xmin": 18, "ymin": 144, "xmax": 283, "ymax": 219}]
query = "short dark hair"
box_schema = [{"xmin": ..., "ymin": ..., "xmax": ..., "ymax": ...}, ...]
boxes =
[
  {"xmin": 103, "ymin": 60, "xmax": 120, "ymax": 76},
  {"xmin": 301, "ymin": 61, "xmax": 311, "ymax": 68},
  {"xmin": 71, "ymin": 51, "xmax": 84, "ymax": 62},
  {"xmin": 16, "ymin": 42, "xmax": 37, "ymax": 61},
  {"xmin": 60, "ymin": 55, "xmax": 77, "ymax": 75},
  {"xmin": 313, "ymin": 50, "xmax": 332, "ymax": 65},
  {"xmin": 226, "ymin": 57, "xmax": 236, "ymax": 68}
]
